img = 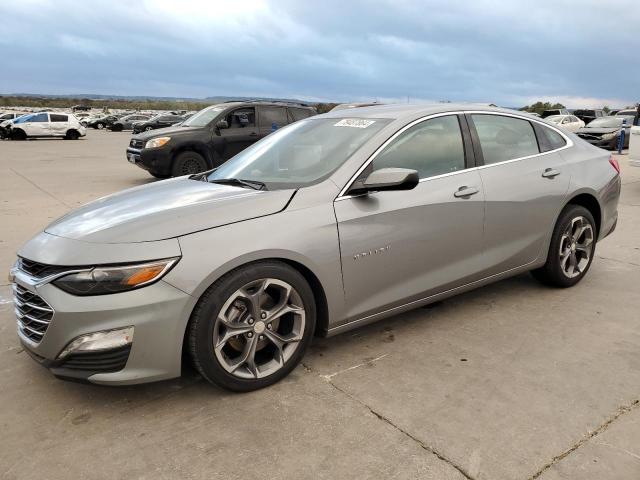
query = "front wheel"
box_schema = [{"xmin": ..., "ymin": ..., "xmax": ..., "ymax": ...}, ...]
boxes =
[
  {"xmin": 96, "ymin": 123, "xmax": 104, "ymax": 129},
  {"xmin": 171, "ymin": 151, "xmax": 208, "ymax": 176},
  {"xmin": 144, "ymin": 126, "xmax": 153, "ymax": 131},
  {"xmin": 188, "ymin": 261, "xmax": 316, "ymax": 391},
  {"xmin": 531, "ymin": 205, "xmax": 596, "ymax": 288}
]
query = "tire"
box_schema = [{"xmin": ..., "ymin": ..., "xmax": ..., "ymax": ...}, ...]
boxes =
[
  {"xmin": 112, "ymin": 124, "xmax": 123, "ymax": 132},
  {"xmin": 65, "ymin": 130, "xmax": 80, "ymax": 140},
  {"xmin": 531, "ymin": 204, "xmax": 596, "ymax": 288},
  {"xmin": 144, "ymin": 126, "xmax": 153, "ymax": 131},
  {"xmin": 188, "ymin": 261, "xmax": 316, "ymax": 392},
  {"xmin": 171, "ymin": 151, "xmax": 208, "ymax": 176},
  {"xmin": 96, "ymin": 123, "xmax": 104, "ymax": 130},
  {"xmin": 11, "ymin": 129, "xmax": 26, "ymax": 140}
]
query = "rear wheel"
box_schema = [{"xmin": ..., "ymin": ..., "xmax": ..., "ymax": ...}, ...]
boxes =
[
  {"xmin": 188, "ymin": 261, "xmax": 316, "ymax": 391},
  {"xmin": 112, "ymin": 124, "xmax": 123, "ymax": 132},
  {"xmin": 144, "ymin": 126, "xmax": 153, "ymax": 131},
  {"xmin": 96, "ymin": 122, "xmax": 104, "ymax": 129},
  {"xmin": 171, "ymin": 151, "xmax": 208, "ymax": 176},
  {"xmin": 531, "ymin": 205, "xmax": 596, "ymax": 288},
  {"xmin": 65, "ymin": 129, "xmax": 80, "ymax": 140}
]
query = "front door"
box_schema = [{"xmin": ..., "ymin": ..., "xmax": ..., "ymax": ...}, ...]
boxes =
[
  {"xmin": 334, "ymin": 114, "xmax": 486, "ymax": 321},
  {"xmin": 219, "ymin": 107, "xmax": 259, "ymax": 159}
]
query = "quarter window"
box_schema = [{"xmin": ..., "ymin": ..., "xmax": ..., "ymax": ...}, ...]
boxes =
[
  {"xmin": 289, "ymin": 107, "xmax": 313, "ymax": 122},
  {"xmin": 543, "ymin": 126, "xmax": 567, "ymax": 150},
  {"xmin": 472, "ymin": 114, "xmax": 539, "ymax": 164},
  {"xmin": 373, "ymin": 115, "xmax": 466, "ymax": 179}
]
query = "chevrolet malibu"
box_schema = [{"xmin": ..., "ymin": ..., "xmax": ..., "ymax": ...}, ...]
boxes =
[{"xmin": 11, "ymin": 105, "xmax": 620, "ymax": 391}]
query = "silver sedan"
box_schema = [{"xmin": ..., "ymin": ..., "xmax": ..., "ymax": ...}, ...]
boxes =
[{"xmin": 11, "ymin": 104, "xmax": 621, "ymax": 391}]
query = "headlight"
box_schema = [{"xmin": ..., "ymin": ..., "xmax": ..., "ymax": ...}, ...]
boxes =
[
  {"xmin": 53, "ymin": 258, "xmax": 179, "ymax": 296},
  {"xmin": 602, "ymin": 132, "xmax": 617, "ymax": 140},
  {"xmin": 145, "ymin": 136, "xmax": 171, "ymax": 149}
]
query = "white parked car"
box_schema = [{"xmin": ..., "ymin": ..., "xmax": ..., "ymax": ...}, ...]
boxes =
[
  {"xmin": 546, "ymin": 114, "xmax": 585, "ymax": 132},
  {"xmin": 9, "ymin": 112, "xmax": 86, "ymax": 140}
]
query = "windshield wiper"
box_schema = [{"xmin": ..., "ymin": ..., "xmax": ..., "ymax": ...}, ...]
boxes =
[{"xmin": 208, "ymin": 178, "xmax": 267, "ymax": 190}]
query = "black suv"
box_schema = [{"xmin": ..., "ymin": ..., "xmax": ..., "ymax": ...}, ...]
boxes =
[
  {"xmin": 132, "ymin": 114, "xmax": 185, "ymax": 134},
  {"xmin": 573, "ymin": 109, "xmax": 605, "ymax": 125},
  {"xmin": 126, "ymin": 101, "xmax": 317, "ymax": 177}
]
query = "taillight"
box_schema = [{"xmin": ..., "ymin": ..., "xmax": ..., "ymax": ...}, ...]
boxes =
[{"xmin": 609, "ymin": 155, "xmax": 621, "ymax": 175}]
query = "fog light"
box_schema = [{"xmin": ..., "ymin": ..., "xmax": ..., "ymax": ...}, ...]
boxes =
[{"xmin": 57, "ymin": 327, "xmax": 134, "ymax": 359}]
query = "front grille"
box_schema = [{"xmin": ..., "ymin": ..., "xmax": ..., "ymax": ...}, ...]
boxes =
[
  {"xmin": 59, "ymin": 345, "xmax": 131, "ymax": 372},
  {"xmin": 19, "ymin": 258, "xmax": 71, "ymax": 279},
  {"xmin": 13, "ymin": 284, "xmax": 54, "ymax": 344},
  {"xmin": 130, "ymin": 139, "xmax": 144, "ymax": 149}
]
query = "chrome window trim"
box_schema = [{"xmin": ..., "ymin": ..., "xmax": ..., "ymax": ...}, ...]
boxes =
[{"xmin": 335, "ymin": 110, "xmax": 573, "ymax": 201}]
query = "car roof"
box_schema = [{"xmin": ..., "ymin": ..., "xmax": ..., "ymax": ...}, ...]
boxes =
[{"xmin": 318, "ymin": 103, "xmax": 529, "ymax": 122}]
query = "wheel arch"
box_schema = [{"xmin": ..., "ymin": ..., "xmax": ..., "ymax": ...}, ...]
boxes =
[
  {"xmin": 564, "ymin": 191, "xmax": 602, "ymax": 238},
  {"xmin": 179, "ymin": 255, "xmax": 331, "ymax": 369},
  {"xmin": 172, "ymin": 142, "xmax": 217, "ymax": 169}
]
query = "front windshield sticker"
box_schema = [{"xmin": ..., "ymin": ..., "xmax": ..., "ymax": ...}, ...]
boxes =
[{"xmin": 334, "ymin": 119, "xmax": 376, "ymax": 128}]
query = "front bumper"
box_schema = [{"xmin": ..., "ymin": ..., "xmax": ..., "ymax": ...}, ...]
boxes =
[
  {"xmin": 126, "ymin": 146, "xmax": 172, "ymax": 175},
  {"xmin": 13, "ymin": 268, "xmax": 193, "ymax": 385}
]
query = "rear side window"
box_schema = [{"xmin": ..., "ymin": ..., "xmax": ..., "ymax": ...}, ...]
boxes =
[
  {"xmin": 373, "ymin": 115, "xmax": 465, "ymax": 179},
  {"xmin": 50, "ymin": 114, "xmax": 68, "ymax": 122},
  {"xmin": 259, "ymin": 106, "xmax": 288, "ymax": 129},
  {"xmin": 289, "ymin": 107, "xmax": 313, "ymax": 122},
  {"xmin": 471, "ymin": 114, "xmax": 539, "ymax": 164}
]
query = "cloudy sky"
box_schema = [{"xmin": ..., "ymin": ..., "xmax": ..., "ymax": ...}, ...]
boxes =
[{"xmin": 1, "ymin": 0, "xmax": 638, "ymax": 107}]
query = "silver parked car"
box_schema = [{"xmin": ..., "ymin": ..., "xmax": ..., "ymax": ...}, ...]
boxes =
[{"xmin": 11, "ymin": 104, "xmax": 621, "ymax": 391}]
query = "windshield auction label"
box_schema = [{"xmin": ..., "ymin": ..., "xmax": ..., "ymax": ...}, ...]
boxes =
[{"xmin": 334, "ymin": 119, "xmax": 376, "ymax": 128}]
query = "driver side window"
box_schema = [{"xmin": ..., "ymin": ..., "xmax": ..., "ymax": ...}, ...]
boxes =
[
  {"xmin": 226, "ymin": 108, "xmax": 256, "ymax": 129},
  {"xmin": 373, "ymin": 115, "xmax": 465, "ymax": 179}
]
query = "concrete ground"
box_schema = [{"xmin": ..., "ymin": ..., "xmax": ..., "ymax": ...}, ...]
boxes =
[{"xmin": 1, "ymin": 130, "xmax": 639, "ymax": 480}]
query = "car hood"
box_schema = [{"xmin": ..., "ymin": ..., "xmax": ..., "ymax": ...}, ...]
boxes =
[
  {"xmin": 133, "ymin": 124, "xmax": 200, "ymax": 140},
  {"xmin": 45, "ymin": 177, "xmax": 295, "ymax": 243}
]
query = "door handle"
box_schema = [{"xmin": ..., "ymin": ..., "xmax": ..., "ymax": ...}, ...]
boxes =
[
  {"xmin": 454, "ymin": 186, "xmax": 479, "ymax": 198},
  {"xmin": 249, "ymin": 132, "xmax": 258, "ymax": 137},
  {"xmin": 542, "ymin": 168, "xmax": 561, "ymax": 178}
]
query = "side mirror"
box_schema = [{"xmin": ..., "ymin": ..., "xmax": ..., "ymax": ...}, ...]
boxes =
[
  {"xmin": 349, "ymin": 168, "xmax": 419, "ymax": 195},
  {"xmin": 216, "ymin": 120, "xmax": 229, "ymax": 129}
]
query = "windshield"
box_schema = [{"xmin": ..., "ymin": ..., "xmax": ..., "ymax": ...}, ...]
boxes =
[
  {"xmin": 206, "ymin": 117, "xmax": 390, "ymax": 189},
  {"xmin": 587, "ymin": 117, "xmax": 632, "ymax": 128},
  {"xmin": 13, "ymin": 114, "xmax": 35, "ymax": 124},
  {"xmin": 182, "ymin": 104, "xmax": 227, "ymax": 127}
]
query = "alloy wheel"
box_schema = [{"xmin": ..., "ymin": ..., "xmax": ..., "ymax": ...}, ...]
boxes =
[
  {"xmin": 212, "ymin": 278, "xmax": 305, "ymax": 379},
  {"xmin": 559, "ymin": 216, "xmax": 594, "ymax": 278}
]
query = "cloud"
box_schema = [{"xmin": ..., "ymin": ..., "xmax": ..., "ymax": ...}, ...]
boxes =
[{"xmin": 0, "ymin": 0, "xmax": 638, "ymax": 107}]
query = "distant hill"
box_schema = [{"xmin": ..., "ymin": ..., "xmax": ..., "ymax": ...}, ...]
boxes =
[{"xmin": 2, "ymin": 92, "xmax": 310, "ymax": 104}]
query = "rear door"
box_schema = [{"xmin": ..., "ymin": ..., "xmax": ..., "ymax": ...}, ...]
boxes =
[
  {"xmin": 257, "ymin": 106, "xmax": 288, "ymax": 138},
  {"xmin": 49, "ymin": 114, "xmax": 69, "ymax": 136},
  {"xmin": 334, "ymin": 114, "xmax": 486, "ymax": 321},
  {"xmin": 469, "ymin": 113, "xmax": 570, "ymax": 274}
]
